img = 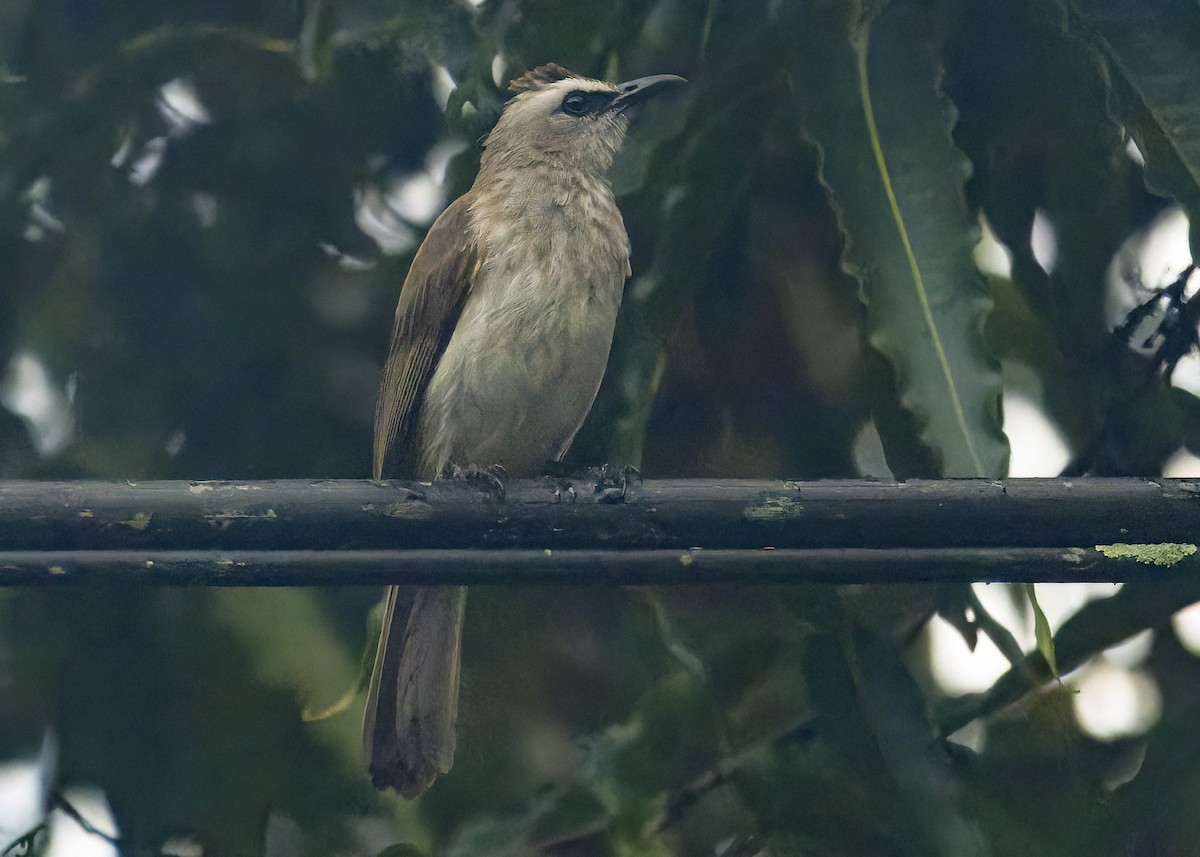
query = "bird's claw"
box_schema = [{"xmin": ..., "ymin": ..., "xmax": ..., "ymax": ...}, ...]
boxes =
[
  {"xmin": 449, "ymin": 463, "xmax": 508, "ymax": 501},
  {"xmin": 591, "ymin": 463, "xmax": 642, "ymax": 503}
]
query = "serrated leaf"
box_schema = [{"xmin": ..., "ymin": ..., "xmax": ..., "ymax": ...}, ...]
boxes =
[
  {"xmin": 1069, "ymin": 0, "xmax": 1200, "ymax": 257},
  {"xmin": 789, "ymin": 0, "xmax": 1008, "ymax": 477}
]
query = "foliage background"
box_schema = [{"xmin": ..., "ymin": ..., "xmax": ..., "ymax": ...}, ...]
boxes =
[{"xmin": 2, "ymin": 0, "xmax": 1200, "ymax": 855}]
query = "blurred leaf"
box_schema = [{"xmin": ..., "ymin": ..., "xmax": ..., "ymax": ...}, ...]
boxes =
[
  {"xmin": 299, "ymin": 0, "xmax": 336, "ymax": 83},
  {"xmin": 444, "ymin": 789, "xmax": 610, "ymax": 857},
  {"xmin": 0, "ymin": 821, "xmax": 47, "ymax": 857},
  {"xmin": 591, "ymin": 65, "xmax": 763, "ymax": 467},
  {"xmin": 946, "ymin": 0, "xmax": 1141, "ymax": 474},
  {"xmin": 752, "ymin": 630, "xmax": 985, "ymax": 857},
  {"xmin": 845, "ymin": 631, "xmax": 987, "ymax": 857},
  {"xmin": 0, "ymin": 589, "xmax": 368, "ymax": 855},
  {"xmin": 375, "ymin": 844, "xmax": 428, "ymax": 857},
  {"xmin": 608, "ymin": 670, "xmax": 722, "ymax": 802},
  {"xmin": 304, "ymin": 592, "xmax": 385, "ymax": 721},
  {"xmin": 639, "ymin": 591, "xmax": 706, "ymax": 678},
  {"xmin": 965, "ymin": 587, "xmax": 1029, "ymax": 672},
  {"xmin": 1069, "ymin": 0, "xmax": 1200, "ymax": 257},
  {"xmin": 790, "ymin": 0, "xmax": 1008, "ymax": 478},
  {"xmin": 939, "ymin": 579, "xmax": 1200, "ymax": 734}
]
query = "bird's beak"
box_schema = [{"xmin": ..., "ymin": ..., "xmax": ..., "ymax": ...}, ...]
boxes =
[{"xmin": 611, "ymin": 73, "xmax": 687, "ymax": 113}]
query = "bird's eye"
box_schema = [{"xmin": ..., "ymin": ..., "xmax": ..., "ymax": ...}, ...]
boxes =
[{"xmin": 562, "ymin": 94, "xmax": 589, "ymax": 116}]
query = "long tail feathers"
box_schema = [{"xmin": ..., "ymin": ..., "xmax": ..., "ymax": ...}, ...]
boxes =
[{"xmin": 363, "ymin": 585, "xmax": 467, "ymax": 797}]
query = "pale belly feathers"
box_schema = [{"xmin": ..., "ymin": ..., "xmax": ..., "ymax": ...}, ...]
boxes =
[{"xmin": 415, "ymin": 203, "xmax": 627, "ymax": 478}]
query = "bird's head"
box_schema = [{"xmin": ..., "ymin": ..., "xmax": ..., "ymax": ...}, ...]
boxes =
[{"xmin": 479, "ymin": 63, "xmax": 686, "ymax": 176}]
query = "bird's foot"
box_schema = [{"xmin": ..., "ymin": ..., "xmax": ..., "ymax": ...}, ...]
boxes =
[
  {"xmin": 553, "ymin": 482, "xmax": 578, "ymax": 504},
  {"xmin": 540, "ymin": 460, "xmax": 580, "ymax": 503},
  {"xmin": 540, "ymin": 463, "xmax": 641, "ymax": 502},
  {"xmin": 590, "ymin": 463, "xmax": 642, "ymax": 503},
  {"xmin": 448, "ymin": 463, "xmax": 508, "ymax": 501}
]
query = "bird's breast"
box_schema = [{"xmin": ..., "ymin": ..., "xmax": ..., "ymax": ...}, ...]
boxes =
[{"xmin": 415, "ymin": 199, "xmax": 628, "ymax": 477}]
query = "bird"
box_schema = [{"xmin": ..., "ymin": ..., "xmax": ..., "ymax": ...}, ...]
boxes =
[{"xmin": 364, "ymin": 63, "xmax": 686, "ymax": 797}]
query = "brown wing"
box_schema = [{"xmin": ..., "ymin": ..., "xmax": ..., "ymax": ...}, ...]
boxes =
[{"xmin": 373, "ymin": 194, "xmax": 482, "ymax": 480}]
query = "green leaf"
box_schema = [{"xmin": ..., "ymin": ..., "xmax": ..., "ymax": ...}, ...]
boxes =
[
  {"xmin": 790, "ymin": 0, "xmax": 1008, "ymax": 477},
  {"xmin": 298, "ymin": 0, "xmax": 337, "ymax": 83},
  {"xmin": 1024, "ymin": 584, "xmax": 1059, "ymax": 679},
  {"xmin": 1069, "ymin": 0, "xmax": 1200, "ymax": 258},
  {"xmin": 938, "ymin": 579, "xmax": 1200, "ymax": 734},
  {"xmin": 302, "ymin": 595, "xmax": 384, "ymax": 722},
  {"xmin": 795, "ymin": 631, "xmax": 986, "ymax": 857},
  {"xmin": 638, "ymin": 591, "xmax": 706, "ymax": 678}
]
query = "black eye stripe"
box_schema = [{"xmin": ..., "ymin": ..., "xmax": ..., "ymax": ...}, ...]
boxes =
[{"xmin": 558, "ymin": 90, "xmax": 617, "ymax": 117}]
